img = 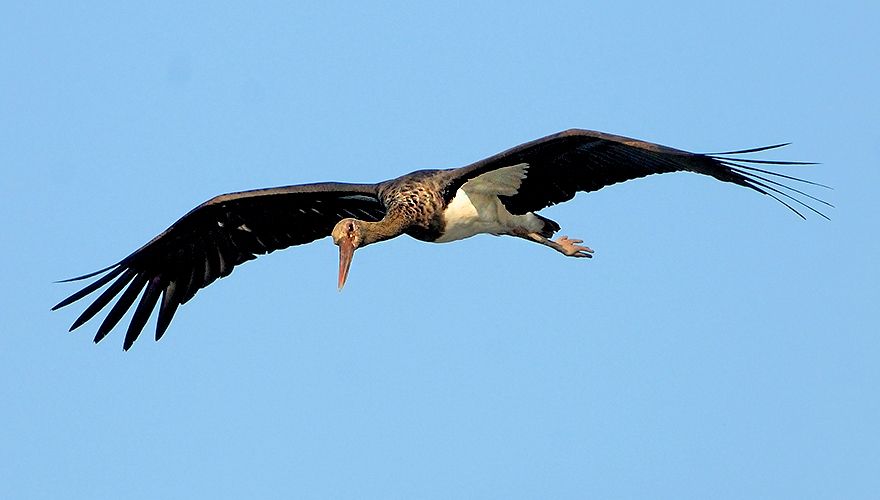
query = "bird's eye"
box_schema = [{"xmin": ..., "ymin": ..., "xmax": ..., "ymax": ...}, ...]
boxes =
[{"xmin": 347, "ymin": 222, "xmax": 355, "ymax": 232}]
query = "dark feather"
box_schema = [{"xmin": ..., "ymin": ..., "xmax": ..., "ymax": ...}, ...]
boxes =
[
  {"xmin": 156, "ymin": 282, "xmax": 181, "ymax": 342},
  {"xmin": 67, "ymin": 269, "xmax": 136, "ymax": 331},
  {"xmin": 94, "ymin": 274, "xmax": 148, "ymax": 344},
  {"xmin": 55, "ymin": 182, "xmax": 386, "ymax": 349},
  {"xmin": 124, "ymin": 276, "xmax": 164, "ymax": 350}
]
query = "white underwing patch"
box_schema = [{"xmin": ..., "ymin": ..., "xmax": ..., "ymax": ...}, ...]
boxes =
[{"xmin": 461, "ymin": 163, "xmax": 529, "ymax": 196}]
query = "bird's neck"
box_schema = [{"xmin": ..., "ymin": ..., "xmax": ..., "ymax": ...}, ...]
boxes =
[{"xmin": 359, "ymin": 214, "xmax": 409, "ymax": 246}]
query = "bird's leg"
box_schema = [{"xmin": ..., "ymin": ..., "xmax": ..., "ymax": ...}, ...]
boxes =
[{"xmin": 512, "ymin": 230, "xmax": 595, "ymax": 258}]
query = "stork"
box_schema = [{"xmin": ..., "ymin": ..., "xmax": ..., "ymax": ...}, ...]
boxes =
[{"xmin": 53, "ymin": 129, "xmax": 829, "ymax": 349}]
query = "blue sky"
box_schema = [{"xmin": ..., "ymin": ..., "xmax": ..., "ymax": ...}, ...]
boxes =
[{"xmin": 2, "ymin": 1, "xmax": 878, "ymax": 498}]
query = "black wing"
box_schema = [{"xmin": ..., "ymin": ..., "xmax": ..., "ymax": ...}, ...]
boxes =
[
  {"xmin": 53, "ymin": 182, "xmax": 386, "ymax": 350},
  {"xmin": 444, "ymin": 129, "xmax": 830, "ymax": 218}
]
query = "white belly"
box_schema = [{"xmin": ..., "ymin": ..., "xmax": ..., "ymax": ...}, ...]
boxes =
[{"xmin": 434, "ymin": 189, "xmax": 542, "ymax": 243}]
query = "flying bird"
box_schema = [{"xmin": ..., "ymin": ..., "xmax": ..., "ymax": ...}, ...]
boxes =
[{"xmin": 53, "ymin": 129, "xmax": 829, "ymax": 350}]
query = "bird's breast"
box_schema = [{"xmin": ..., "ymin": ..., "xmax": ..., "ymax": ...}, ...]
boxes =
[{"xmin": 381, "ymin": 179, "xmax": 446, "ymax": 242}]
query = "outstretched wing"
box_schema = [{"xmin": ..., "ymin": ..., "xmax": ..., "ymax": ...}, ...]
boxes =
[
  {"xmin": 53, "ymin": 182, "xmax": 386, "ymax": 350},
  {"xmin": 443, "ymin": 129, "xmax": 830, "ymax": 218}
]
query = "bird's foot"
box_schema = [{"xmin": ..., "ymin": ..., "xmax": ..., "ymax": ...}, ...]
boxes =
[{"xmin": 555, "ymin": 236, "xmax": 594, "ymax": 258}]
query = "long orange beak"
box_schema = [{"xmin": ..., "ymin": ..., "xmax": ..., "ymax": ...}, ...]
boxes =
[{"xmin": 337, "ymin": 239, "xmax": 355, "ymax": 290}]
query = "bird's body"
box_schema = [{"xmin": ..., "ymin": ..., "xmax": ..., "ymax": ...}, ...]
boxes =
[
  {"xmin": 372, "ymin": 163, "xmax": 545, "ymax": 244},
  {"xmin": 54, "ymin": 129, "xmax": 829, "ymax": 349}
]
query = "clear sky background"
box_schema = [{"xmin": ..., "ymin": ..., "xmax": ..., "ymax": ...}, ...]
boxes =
[{"xmin": 2, "ymin": 1, "xmax": 878, "ymax": 498}]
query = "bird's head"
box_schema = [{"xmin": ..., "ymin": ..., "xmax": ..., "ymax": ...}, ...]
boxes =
[{"xmin": 331, "ymin": 218, "xmax": 364, "ymax": 290}]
